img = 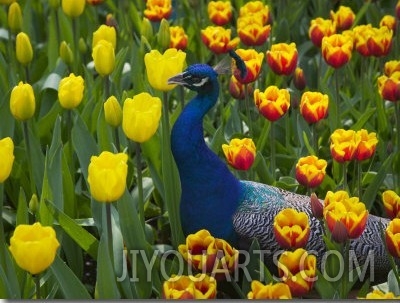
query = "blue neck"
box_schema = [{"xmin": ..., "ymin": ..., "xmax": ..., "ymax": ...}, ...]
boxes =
[{"xmin": 171, "ymin": 81, "xmax": 242, "ymax": 243}]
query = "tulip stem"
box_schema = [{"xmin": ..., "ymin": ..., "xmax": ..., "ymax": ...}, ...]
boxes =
[
  {"xmin": 244, "ymin": 84, "xmax": 253, "ymax": 137},
  {"xmin": 23, "ymin": 121, "xmax": 36, "ymax": 196},
  {"xmin": 334, "ymin": 69, "xmax": 340, "ymax": 129},
  {"xmin": 106, "ymin": 203, "xmax": 113, "ymax": 263},
  {"xmin": 311, "ymin": 123, "xmax": 318, "ymax": 156},
  {"xmin": 34, "ymin": 274, "xmax": 41, "ymax": 299},
  {"xmin": 0, "ymin": 184, "xmax": 5, "ymax": 267},
  {"xmin": 135, "ymin": 142, "xmax": 145, "ymax": 228},
  {"xmin": 104, "ymin": 75, "xmax": 110, "ymax": 100},
  {"xmin": 270, "ymin": 122, "xmax": 276, "ymax": 181},
  {"xmin": 161, "ymin": 91, "xmax": 183, "ymax": 248},
  {"xmin": 72, "ymin": 17, "xmax": 80, "ymax": 74},
  {"xmin": 342, "ymin": 162, "xmax": 347, "ymax": 191},
  {"xmin": 114, "ymin": 128, "xmax": 120, "ymax": 152},
  {"xmin": 357, "ymin": 161, "xmax": 362, "ymax": 199}
]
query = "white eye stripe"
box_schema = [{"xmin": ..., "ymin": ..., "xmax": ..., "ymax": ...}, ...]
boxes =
[{"xmin": 192, "ymin": 77, "xmax": 209, "ymax": 87}]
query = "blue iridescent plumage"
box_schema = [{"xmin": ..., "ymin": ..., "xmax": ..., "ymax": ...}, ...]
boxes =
[{"xmin": 168, "ymin": 53, "xmax": 393, "ymax": 275}]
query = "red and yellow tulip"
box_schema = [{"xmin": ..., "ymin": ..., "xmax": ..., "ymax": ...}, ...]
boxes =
[
  {"xmin": 169, "ymin": 26, "xmax": 188, "ymax": 50},
  {"xmin": 377, "ymin": 71, "xmax": 400, "ymax": 102},
  {"xmin": 222, "ymin": 138, "xmax": 256, "ymax": 171},
  {"xmin": 178, "ymin": 229, "xmax": 239, "ymax": 277},
  {"xmin": 144, "ymin": 0, "xmax": 172, "ymax": 22},
  {"xmin": 385, "ymin": 218, "xmax": 400, "ymax": 259},
  {"xmin": 239, "ymin": 1, "xmax": 271, "ymax": 25},
  {"xmin": 207, "ymin": 1, "xmax": 232, "ymax": 26},
  {"xmin": 295, "ymin": 156, "xmax": 327, "ymax": 189},
  {"xmin": 354, "ymin": 129, "xmax": 378, "ymax": 161},
  {"xmin": 228, "ymin": 75, "xmax": 253, "ymax": 100},
  {"xmin": 254, "ymin": 86, "xmax": 290, "ymax": 122},
  {"xmin": 162, "ymin": 274, "xmax": 217, "ymax": 299},
  {"xmin": 237, "ymin": 16, "xmax": 271, "ymax": 46},
  {"xmin": 273, "ymin": 208, "xmax": 310, "ymax": 249},
  {"xmin": 266, "ymin": 42, "xmax": 298, "ymax": 76},
  {"xmin": 323, "ymin": 191, "xmax": 368, "ymax": 240},
  {"xmin": 247, "ymin": 280, "xmax": 292, "ymax": 299},
  {"xmin": 380, "ymin": 15, "xmax": 397, "ymax": 32},
  {"xmin": 232, "ymin": 48, "xmax": 264, "ymax": 84},
  {"xmin": 353, "ymin": 25, "xmax": 393, "ymax": 57},
  {"xmin": 299, "ymin": 91, "xmax": 329, "ymax": 124},
  {"xmin": 309, "ymin": 17, "xmax": 336, "ymax": 48},
  {"xmin": 382, "ymin": 190, "xmax": 400, "ymax": 219},
  {"xmin": 201, "ymin": 26, "xmax": 240, "ymax": 55},
  {"xmin": 330, "ymin": 129, "xmax": 359, "ymax": 163},
  {"xmin": 384, "ymin": 60, "xmax": 400, "ymax": 76},
  {"xmin": 330, "ymin": 6, "xmax": 355, "ymax": 31},
  {"xmin": 277, "ymin": 248, "xmax": 317, "ymax": 297},
  {"xmin": 321, "ymin": 33, "xmax": 353, "ymax": 69}
]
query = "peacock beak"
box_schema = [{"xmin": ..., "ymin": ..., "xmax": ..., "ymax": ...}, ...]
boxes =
[{"xmin": 167, "ymin": 73, "xmax": 186, "ymax": 85}]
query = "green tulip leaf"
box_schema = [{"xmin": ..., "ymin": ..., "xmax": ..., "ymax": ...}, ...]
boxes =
[{"xmin": 50, "ymin": 255, "xmax": 91, "ymax": 299}]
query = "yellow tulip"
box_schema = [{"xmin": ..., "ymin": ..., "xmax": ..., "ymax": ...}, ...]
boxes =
[
  {"xmin": 122, "ymin": 93, "xmax": 162, "ymax": 143},
  {"xmin": 92, "ymin": 24, "xmax": 116, "ymax": 50},
  {"xmin": 92, "ymin": 39, "xmax": 115, "ymax": 77},
  {"xmin": 104, "ymin": 95, "xmax": 122, "ymax": 127},
  {"xmin": 15, "ymin": 32, "xmax": 33, "ymax": 66},
  {"xmin": 10, "ymin": 81, "xmax": 35, "ymax": 121},
  {"xmin": 382, "ymin": 190, "xmax": 400, "ymax": 219},
  {"xmin": 61, "ymin": 0, "xmax": 85, "ymax": 18},
  {"xmin": 58, "ymin": 73, "xmax": 85, "ymax": 109},
  {"xmin": 87, "ymin": 151, "xmax": 128, "ymax": 202},
  {"xmin": 144, "ymin": 48, "xmax": 186, "ymax": 91},
  {"xmin": 9, "ymin": 222, "xmax": 60, "ymax": 275},
  {"xmin": 295, "ymin": 155, "xmax": 327, "ymax": 188},
  {"xmin": 8, "ymin": 2, "xmax": 22, "ymax": 34},
  {"xmin": 0, "ymin": 137, "xmax": 15, "ymax": 183},
  {"xmin": 363, "ymin": 289, "xmax": 400, "ymax": 299}
]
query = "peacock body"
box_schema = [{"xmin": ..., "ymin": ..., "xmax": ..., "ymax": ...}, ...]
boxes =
[{"xmin": 168, "ymin": 59, "xmax": 391, "ymax": 276}]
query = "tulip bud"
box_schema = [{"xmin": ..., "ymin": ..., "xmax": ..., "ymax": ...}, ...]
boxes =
[
  {"xmin": 104, "ymin": 96, "xmax": 122, "ymax": 127},
  {"xmin": 59, "ymin": 41, "xmax": 74, "ymax": 65},
  {"xmin": 15, "ymin": 32, "xmax": 33, "ymax": 66},
  {"xmin": 92, "ymin": 40, "xmax": 115, "ymax": 77},
  {"xmin": 293, "ymin": 67, "xmax": 306, "ymax": 91},
  {"xmin": 8, "ymin": 2, "xmax": 22, "ymax": 34},
  {"xmin": 310, "ymin": 193, "xmax": 323, "ymax": 219},
  {"xmin": 157, "ymin": 18, "xmax": 171, "ymax": 50},
  {"xmin": 61, "ymin": 0, "xmax": 85, "ymax": 18},
  {"xmin": 29, "ymin": 194, "xmax": 39, "ymax": 214},
  {"xmin": 141, "ymin": 17, "xmax": 153, "ymax": 42},
  {"xmin": 79, "ymin": 37, "xmax": 87, "ymax": 54},
  {"xmin": 10, "ymin": 82, "xmax": 35, "ymax": 121},
  {"xmin": 106, "ymin": 13, "xmax": 118, "ymax": 31},
  {"xmin": 396, "ymin": 1, "xmax": 400, "ymax": 20}
]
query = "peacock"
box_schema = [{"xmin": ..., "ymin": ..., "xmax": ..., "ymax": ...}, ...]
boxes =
[{"xmin": 168, "ymin": 52, "xmax": 393, "ymax": 277}]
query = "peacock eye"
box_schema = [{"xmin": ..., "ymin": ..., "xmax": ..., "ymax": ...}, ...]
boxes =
[{"xmin": 184, "ymin": 74, "xmax": 209, "ymax": 87}]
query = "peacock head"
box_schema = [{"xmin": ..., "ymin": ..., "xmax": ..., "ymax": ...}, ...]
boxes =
[
  {"xmin": 168, "ymin": 50, "xmax": 247, "ymax": 93},
  {"xmin": 168, "ymin": 63, "xmax": 218, "ymax": 93}
]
